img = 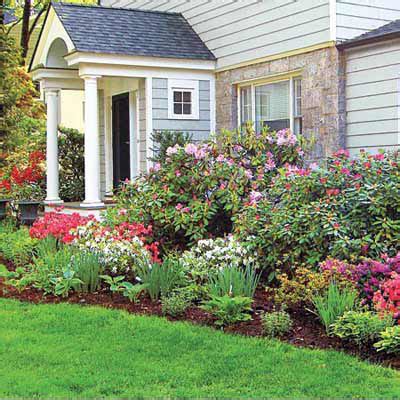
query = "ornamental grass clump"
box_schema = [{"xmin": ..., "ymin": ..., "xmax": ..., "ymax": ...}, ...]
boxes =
[{"xmin": 312, "ymin": 282, "xmax": 358, "ymax": 334}]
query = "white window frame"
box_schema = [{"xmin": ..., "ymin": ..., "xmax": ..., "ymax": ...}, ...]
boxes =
[
  {"xmin": 237, "ymin": 74, "xmax": 302, "ymax": 134},
  {"xmin": 168, "ymin": 79, "xmax": 199, "ymax": 120}
]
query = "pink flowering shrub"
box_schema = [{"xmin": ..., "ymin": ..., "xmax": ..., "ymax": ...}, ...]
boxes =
[
  {"xmin": 373, "ymin": 272, "xmax": 400, "ymax": 321},
  {"xmin": 29, "ymin": 210, "xmax": 94, "ymax": 243},
  {"xmin": 235, "ymin": 150, "xmax": 400, "ymax": 273},
  {"xmin": 104, "ymin": 126, "xmax": 305, "ymax": 250},
  {"xmin": 320, "ymin": 254, "xmax": 400, "ymax": 304}
]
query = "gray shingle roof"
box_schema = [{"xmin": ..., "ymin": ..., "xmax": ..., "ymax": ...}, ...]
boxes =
[
  {"xmin": 338, "ymin": 19, "xmax": 400, "ymax": 49},
  {"xmin": 52, "ymin": 2, "xmax": 215, "ymax": 61}
]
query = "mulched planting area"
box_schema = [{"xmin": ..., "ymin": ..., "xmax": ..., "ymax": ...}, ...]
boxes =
[{"xmin": 1, "ymin": 256, "xmax": 398, "ymax": 370}]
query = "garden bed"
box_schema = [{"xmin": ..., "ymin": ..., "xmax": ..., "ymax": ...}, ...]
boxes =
[{"xmin": 1, "ymin": 270, "xmax": 398, "ymax": 370}]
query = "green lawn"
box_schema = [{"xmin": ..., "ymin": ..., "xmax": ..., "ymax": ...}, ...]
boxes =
[{"xmin": 0, "ymin": 299, "xmax": 399, "ymax": 398}]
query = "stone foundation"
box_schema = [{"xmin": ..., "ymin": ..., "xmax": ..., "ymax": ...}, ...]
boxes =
[{"xmin": 215, "ymin": 46, "xmax": 345, "ymax": 159}]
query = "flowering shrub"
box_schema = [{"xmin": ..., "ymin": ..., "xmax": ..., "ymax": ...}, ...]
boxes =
[
  {"xmin": 235, "ymin": 150, "xmax": 400, "ymax": 273},
  {"xmin": 2, "ymin": 151, "xmax": 45, "ymax": 201},
  {"xmin": 104, "ymin": 126, "xmax": 305, "ymax": 250},
  {"xmin": 320, "ymin": 253, "xmax": 400, "ymax": 303},
  {"xmin": 29, "ymin": 211, "xmax": 95, "ymax": 243},
  {"xmin": 181, "ymin": 236, "xmax": 258, "ymax": 285},
  {"xmin": 373, "ymin": 272, "xmax": 400, "ymax": 321},
  {"xmin": 72, "ymin": 220, "xmax": 160, "ymax": 275}
]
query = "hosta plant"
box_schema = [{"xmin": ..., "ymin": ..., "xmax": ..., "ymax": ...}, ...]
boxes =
[
  {"xmin": 332, "ymin": 311, "xmax": 393, "ymax": 347},
  {"xmin": 374, "ymin": 326, "xmax": 400, "ymax": 354}
]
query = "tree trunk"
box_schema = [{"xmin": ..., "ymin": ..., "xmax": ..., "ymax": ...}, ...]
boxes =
[{"xmin": 20, "ymin": 0, "xmax": 32, "ymax": 62}]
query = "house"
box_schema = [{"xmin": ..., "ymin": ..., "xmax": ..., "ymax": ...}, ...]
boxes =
[
  {"xmin": 29, "ymin": 0, "xmax": 400, "ymax": 213},
  {"xmin": 5, "ymin": 8, "xmax": 86, "ymax": 132}
]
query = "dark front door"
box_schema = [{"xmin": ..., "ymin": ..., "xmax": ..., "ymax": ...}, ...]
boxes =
[{"xmin": 112, "ymin": 93, "xmax": 130, "ymax": 188}]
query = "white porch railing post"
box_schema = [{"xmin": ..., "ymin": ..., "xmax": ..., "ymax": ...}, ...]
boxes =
[
  {"xmin": 81, "ymin": 75, "xmax": 104, "ymax": 208},
  {"xmin": 44, "ymin": 89, "xmax": 63, "ymax": 205}
]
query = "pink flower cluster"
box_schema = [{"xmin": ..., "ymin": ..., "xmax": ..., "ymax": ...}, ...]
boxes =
[
  {"xmin": 373, "ymin": 272, "xmax": 400, "ymax": 321},
  {"xmin": 29, "ymin": 211, "xmax": 95, "ymax": 243}
]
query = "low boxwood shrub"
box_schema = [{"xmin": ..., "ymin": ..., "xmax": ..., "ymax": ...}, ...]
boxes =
[{"xmin": 261, "ymin": 310, "xmax": 292, "ymax": 338}]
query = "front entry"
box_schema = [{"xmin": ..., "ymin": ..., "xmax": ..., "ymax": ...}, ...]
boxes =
[{"xmin": 112, "ymin": 93, "xmax": 130, "ymax": 188}]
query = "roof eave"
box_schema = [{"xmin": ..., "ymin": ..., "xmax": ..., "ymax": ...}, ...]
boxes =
[{"xmin": 337, "ymin": 31, "xmax": 400, "ymax": 50}]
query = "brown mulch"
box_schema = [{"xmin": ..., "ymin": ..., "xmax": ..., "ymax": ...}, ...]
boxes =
[{"xmin": 0, "ymin": 267, "xmax": 399, "ymax": 370}]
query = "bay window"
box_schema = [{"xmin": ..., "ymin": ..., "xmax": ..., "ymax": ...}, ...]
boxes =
[{"xmin": 239, "ymin": 76, "xmax": 302, "ymax": 135}]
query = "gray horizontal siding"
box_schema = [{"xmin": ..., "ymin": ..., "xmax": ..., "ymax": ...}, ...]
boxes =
[
  {"xmin": 345, "ymin": 38, "xmax": 400, "ymax": 155},
  {"xmin": 101, "ymin": 0, "xmax": 331, "ymax": 70},
  {"xmin": 337, "ymin": 0, "xmax": 400, "ymax": 42},
  {"xmin": 152, "ymin": 77, "xmax": 211, "ymax": 141}
]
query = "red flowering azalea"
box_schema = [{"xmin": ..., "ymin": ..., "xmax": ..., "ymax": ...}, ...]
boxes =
[{"xmin": 373, "ymin": 272, "xmax": 400, "ymax": 322}]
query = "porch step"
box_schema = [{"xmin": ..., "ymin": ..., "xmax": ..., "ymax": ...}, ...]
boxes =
[{"xmin": 45, "ymin": 202, "xmax": 116, "ymax": 220}]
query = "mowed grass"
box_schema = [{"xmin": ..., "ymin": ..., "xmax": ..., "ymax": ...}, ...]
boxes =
[{"xmin": 0, "ymin": 299, "xmax": 399, "ymax": 398}]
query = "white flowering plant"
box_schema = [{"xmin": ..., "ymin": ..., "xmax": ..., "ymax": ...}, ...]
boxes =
[
  {"xmin": 72, "ymin": 220, "xmax": 155, "ymax": 276},
  {"xmin": 181, "ymin": 236, "xmax": 259, "ymax": 286}
]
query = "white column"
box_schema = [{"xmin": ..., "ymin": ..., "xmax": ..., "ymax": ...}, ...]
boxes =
[
  {"xmin": 81, "ymin": 75, "xmax": 104, "ymax": 208},
  {"xmin": 44, "ymin": 89, "xmax": 62, "ymax": 205}
]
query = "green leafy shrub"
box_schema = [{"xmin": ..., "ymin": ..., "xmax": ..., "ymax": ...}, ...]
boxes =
[
  {"xmin": 374, "ymin": 326, "xmax": 400, "ymax": 354},
  {"xmin": 161, "ymin": 290, "xmax": 192, "ymax": 317},
  {"xmin": 136, "ymin": 257, "xmax": 184, "ymax": 301},
  {"xmin": 332, "ymin": 311, "xmax": 393, "ymax": 346},
  {"xmin": 0, "ymin": 226, "xmax": 38, "ymax": 267},
  {"xmin": 235, "ymin": 150, "xmax": 400, "ymax": 273},
  {"xmin": 312, "ymin": 283, "xmax": 358, "ymax": 333},
  {"xmin": 58, "ymin": 126, "xmax": 84, "ymax": 202},
  {"xmin": 150, "ymin": 130, "xmax": 192, "ymax": 164},
  {"xmin": 261, "ymin": 310, "xmax": 292, "ymax": 338},
  {"xmin": 106, "ymin": 126, "xmax": 304, "ymax": 251},
  {"xmin": 202, "ymin": 295, "xmax": 253, "ymax": 327},
  {"xmin": 208, "ymin": 265, "xmax": 260, "ymax": 299}
]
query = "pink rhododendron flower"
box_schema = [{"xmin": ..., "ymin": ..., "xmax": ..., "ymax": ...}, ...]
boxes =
[
  {"xmin": 166, "ymin": 144, "xmax": 180, "ymax": 156},
  {"xmin": 185, "ymin": 143, "xmax": 197, "ymax": 156}
]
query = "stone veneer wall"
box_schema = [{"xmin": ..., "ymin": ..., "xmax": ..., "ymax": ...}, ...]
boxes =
[{"xmin": 215, "ymin": 46, "xmax": 346, "ymax": 160}]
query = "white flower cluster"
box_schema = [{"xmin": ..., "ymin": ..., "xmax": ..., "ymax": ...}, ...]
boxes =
[
  {"xmin": 181, "ymin": 236, "xmax": 258, "ymax": 283},
  {"xmin": 72, "ymin": 221, "xmax": 150, "ymax": 274}
]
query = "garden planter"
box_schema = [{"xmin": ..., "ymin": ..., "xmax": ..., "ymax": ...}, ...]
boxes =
[
  {"xmin": 0, "ymin": 199, "xmax": 9, "ymax": 220},
  {"xmin": 17, "ymin": 201, "xmax": 41, "ymax": 225}
]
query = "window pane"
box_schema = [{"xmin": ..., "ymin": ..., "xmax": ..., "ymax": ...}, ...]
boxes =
[
  {"xmin": 255, "ymin": 81, "xmax": 289, "ymax": 132},
  {"xmin": 174, "ymin": 91, "xmax": 182, "ymax": 102},
  {"xmin": 182, "ymin": 91, "xmax": 191, "ymax": 102},
  {"xmin": 240, "ymin": 86, "xmax": 252, "ymax": 125},
  {"xmin": 294, "ymin": 79, "xmax": 302, "ymax": 117},
  {"xmin": 174, "ymin": 103, "xmax": 183, "ymax": 114},
  {"xmin": 182, "ymin": 103, "xmax": 191, "ymax": 115}
]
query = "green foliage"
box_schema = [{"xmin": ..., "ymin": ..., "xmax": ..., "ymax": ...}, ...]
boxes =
[
  {"xmin": 120, "ymin": 282, "xmax": 146, "ymax": 303},
  {"xmin": 58, "ymin": 126, "xmax": 84, "ymax": 202},
  {"xmin": 51, "ymin": 269, "xmax": 82, "ymax": 298},
  {"xmin": 312, "ymin": 283, "xmax": 358, "ymax": 334},
  {"xmin": 374, "ymin": 326, "xmax": 400, "ymax": 354},
  {"xmin": 332, "ymin": 311, "xmax": 394, "ymax": 347},
  {"xmin": 261, "ymin": 310, "xmax": 293, "ymax": 338},
  {"xmin": 136, "ymin": 257, "xmax": 184, "ymax": 301},
  {"xmin": 0, "ymin": 226, "xmax": 38, "ymax": 267},
  {"xmin": 201, "ymin": 295, "xmax": 253, "ymax": 327},
  {"xmin": 235, "ymin": 151, "xmax": 400, "ymax": 274},
  {"xmin": 161, "ymin": 290, "xmax": 192, "ymax": 317},
  {"xmin": 72, "ymin": 251, "xmax": 103, "ymax": 293},
  {"xmin": 150, "ymin": 130, "xmax": 192, "ymax": 164},
  {"xmin": 100, "ymin": 275, "xmax": 126, "ymax": 293},
  {"xmin": 0, "ymin": 31, "xmax": 45, "ymax": 169},
  {"xmin": 208, "ymin": 265, "xmax": 260, "ymax": 299},
  {"xmin": 108, "ymin": 126, "xmax": 304, "ymax": 251}
]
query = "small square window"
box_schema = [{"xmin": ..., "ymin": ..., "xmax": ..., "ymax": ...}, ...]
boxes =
[
  {"xmin": 168, "ymin": 79, "xmax": 199, "ymax": 120},
  {"xmin": 172, "ymin": 90, "xmax": 193, "ymax": 116}
]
